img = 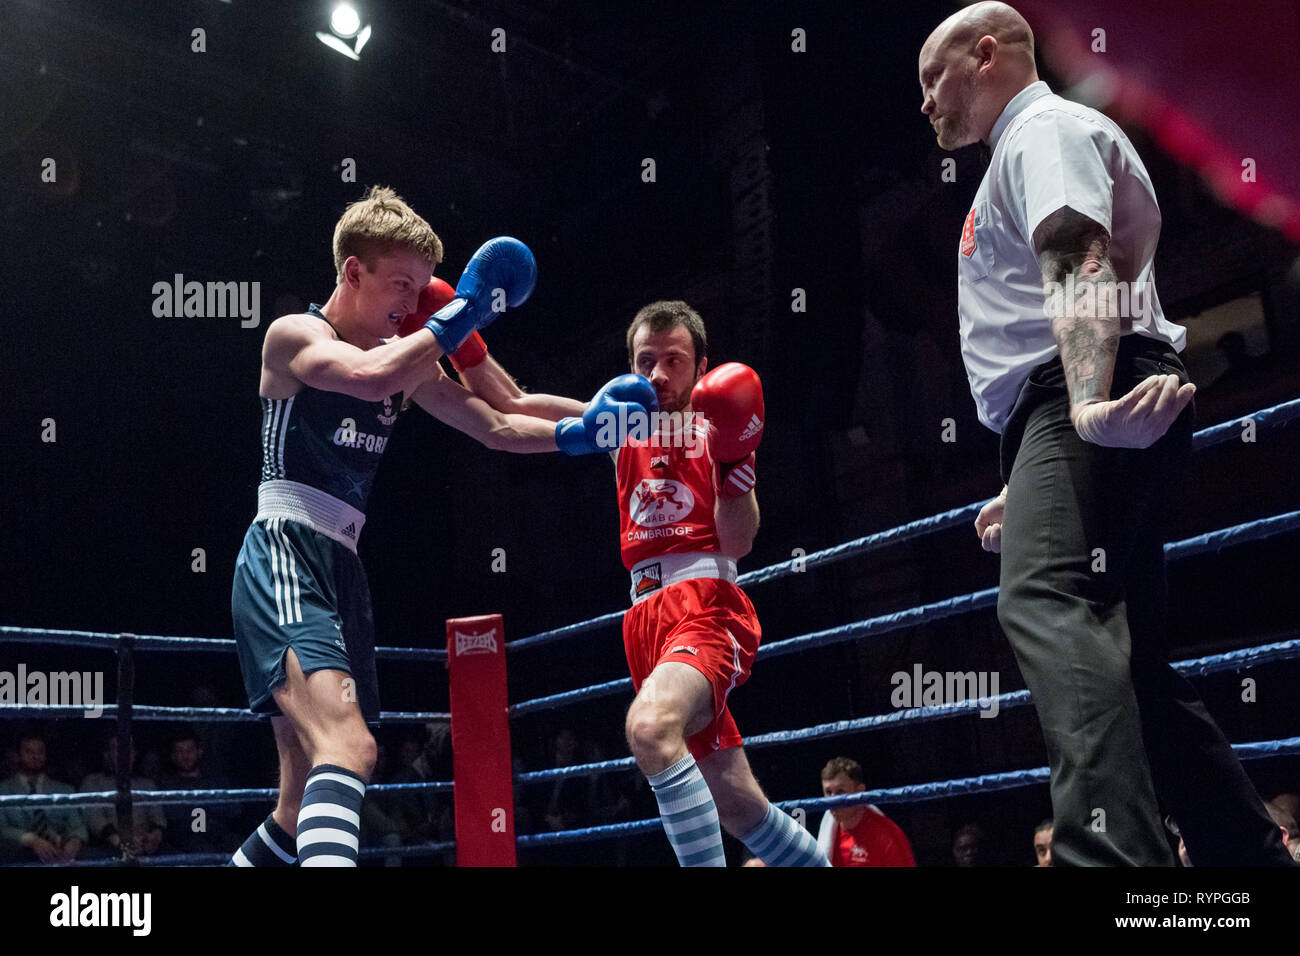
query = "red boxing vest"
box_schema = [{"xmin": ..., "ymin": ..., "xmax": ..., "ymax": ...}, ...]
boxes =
[{"xmin": 616, "ymin": 421, "xmax": 720, "ymax": 570}]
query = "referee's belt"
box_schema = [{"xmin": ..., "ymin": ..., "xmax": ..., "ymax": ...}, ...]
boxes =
[
  {"xmin": 629, "ymin": 551, "xmax": 737, "ymax": 604},
  {"xmin": 255, "ymin": 480, "xmax": 366, "ymax": 552}
]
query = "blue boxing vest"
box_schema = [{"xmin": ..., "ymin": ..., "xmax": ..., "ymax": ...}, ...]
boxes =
[{"xmin": 258, "ymin": 304, "xmax": 403, "ymax": 510}]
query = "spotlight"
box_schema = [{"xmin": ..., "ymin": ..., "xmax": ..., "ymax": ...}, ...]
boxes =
[
  {"xmin": 330, "ymin": 4, "xmax": 360, "ymax": 38},
  {"xmin": 316, "ymin": 3, "xmax": 372, "ymax": 61}
]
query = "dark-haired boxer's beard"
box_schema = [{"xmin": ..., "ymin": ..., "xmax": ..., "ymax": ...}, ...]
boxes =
[{"xmin": 659, "ymin": 378, "xmax": 696, "ymax": 416}]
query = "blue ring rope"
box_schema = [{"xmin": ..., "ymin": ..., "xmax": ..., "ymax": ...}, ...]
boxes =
[
  {"xmin": 0, "ymin": 705, "xmax": 449, "ymax": 723},
  {"xmin": 507, "ymin": 398, "xmax": 1300, "ymax": 652},
  {"xmin": 512, "ymin": 637, "xmax": 1300, "ymax": 783},
  {"xmin": 0, "ymin": 626, "xmax": 445, "ymax": 662},
  {"xmin": 510, "ymin": 510, "xmax": 1300, "ymax": 714},
  {"xmin": 515, "ymin": 736, "xmax": 1300, "ymax": 847},
  {"xmin": 0, "ymin": 778, "xmax": 453, "ymax": 810},
  {"xmin": 4, "ymin": 841, "xmax": 458, "ymax": 868}
]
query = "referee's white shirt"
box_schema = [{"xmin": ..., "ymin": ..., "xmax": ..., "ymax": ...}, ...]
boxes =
[{"xmin": 957, "ymin": 80, "xmax": 1187, "ymax": 433}]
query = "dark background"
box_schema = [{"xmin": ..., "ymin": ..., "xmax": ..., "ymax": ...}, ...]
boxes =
[{"xmin": 2, "ymin": 0, "xmax": 1297, "ymax": 866}]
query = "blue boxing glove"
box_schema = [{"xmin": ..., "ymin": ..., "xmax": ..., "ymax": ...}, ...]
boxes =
[
  {"xmin": 556, "ymin": 375, "xmax": 659, "ymax": 455},
  {"xmin": 425, "ymin": 237, "xmax": 538, "ymax": 354}
]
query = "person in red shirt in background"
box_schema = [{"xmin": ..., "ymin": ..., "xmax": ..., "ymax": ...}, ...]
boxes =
[
  {"xmin": 1033, "ymin": 819, "xmax": 1054, "ymax": 867},
  {"xmin": 455, "ymin": 299, "xmax": 829, "ymax": 867},
  {"xmin": 816, "ymin": 757, "xmax": 916, "ymax": 866}
]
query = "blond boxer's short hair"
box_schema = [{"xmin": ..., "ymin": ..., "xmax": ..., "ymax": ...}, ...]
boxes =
[{"xmin": 332, "ymin": 185, "xmax": 443, "ymax": 284}]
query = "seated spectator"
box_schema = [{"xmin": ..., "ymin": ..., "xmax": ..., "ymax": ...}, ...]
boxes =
[
  {"xmin": 1270, "ymin": 792, "xmax": 1299, "ymax": 834},
  {"xmin": 952, "ymin": 822, "xmax": 987, "ymax": 867},
  {"xmin": 1165, "ymin": 816, "xmax": 1192, "ymax": 867},
  {"xmin": 1264, "ymin": 800, "xmax": 1300, "ymax": 862},
  {"xmin": 542, "ymin": 728, "xmax": 586, "ymax": 831},
  {"xmin": 358, "ymin": 740, "xmax": 404, "ymax": 866},
  {"xmin": 815, "ymin": 756, "xmax": 915, "ymax": 866},
  {"xmin": 0, "ymin": 731, "xmax": 87, "ymax": 864},
  {"xmin": 390, "ymin": 722, "xmax": 454, "ymax": 865},
  {"xmin": 1032, "ymin": 819, "xmax": 1053, "ymax": 867},
  {"xmin": 157, "ymin": 728, "xmax": 237, "ymax": 855},
  {"xmin": 80, "ymin": 733, "xmax": 165, "ymax": 859}
]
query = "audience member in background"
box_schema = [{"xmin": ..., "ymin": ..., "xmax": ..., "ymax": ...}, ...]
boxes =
[
  {"xmin": 542, "ymin": 728, "xmax": 589, "ymax": 831},
  {"xmin": 1270, "ymin": 792, "xmax": 1299, "ymax": 833},
  {"xmin": 1033, "ymin": 819, "xmax": 1053, "ymax": 867},
  {"xmin": 815, "ymin": 756, "xmax": 915, "ymax": 866},
  {"xmin": 390, "ymin": 721, "xmax": 455, "ymax": 864},
  {"xmin": 1165, "ymin": 817, "xmax": 1193, "ymax": 867},
  {"xmin": 952, "ymin": 822, "xmax": 987, "ymax": 867},
  {"xmin": 358, "ymin": 739, "xmax": 404, "ymax": 866},
  {"xmin": 158, "ymin": 728, "xmax": 236, "ymax": 855},
  {"xmin": 0, "ymin": 731, "xmax": 86, "ymax": 864},
  {"xmin": 1264, "ymin": 800, "xmax": 1300, "ymax": 862},
  {"xmin": 80, "ymin": 733, "xmax": 166, "ymax": 859}
]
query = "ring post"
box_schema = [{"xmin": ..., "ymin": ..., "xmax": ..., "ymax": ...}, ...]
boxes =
[{"xmin": 446, "ymin": 614, "xmax": 516, "ymax": 866}]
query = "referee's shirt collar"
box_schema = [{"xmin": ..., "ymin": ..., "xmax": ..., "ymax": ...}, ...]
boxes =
[{"xmin": 990, "ymin": 80, "xmax": 1052, "ymax": 150}]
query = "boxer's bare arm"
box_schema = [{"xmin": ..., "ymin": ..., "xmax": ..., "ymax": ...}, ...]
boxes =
[
  {"xmin": 1033, "ymin": 207, "xmax": 1121, "ymax": 412},
  {"xmin": 715, "ymin": 492, "xmax": 759, "ymax": 560},
  {"xmin": 456, "ymin": 355, "xmax": 586, "ymax": 421},
  {"xmin": 260, "ymin": 314, "xmax": 445, "ymax": 401},
  {"xmin": 409, "ymin": 363, "xmax": 559, "ymax": 452}
]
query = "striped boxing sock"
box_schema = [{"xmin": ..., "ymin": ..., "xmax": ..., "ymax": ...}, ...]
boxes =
[
  {"xmin": 229, "ymin": 813, "xmax": 297, "ymax": 867},
  {"xmin": 740, "ymin": 801, "xmax": 830, "ymax": 866},
  {"xmin": 297, "ymin": 764, "xmax": 365, "ymax": 867},
  {"xmin": 647, "ymin": 753, "xmax": 726, "ymax": 867}
]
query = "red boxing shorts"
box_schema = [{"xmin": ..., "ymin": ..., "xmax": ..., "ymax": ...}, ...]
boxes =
[{"xmin": 622, "ymin": 577, "xmax": 761, "ymax": 762}]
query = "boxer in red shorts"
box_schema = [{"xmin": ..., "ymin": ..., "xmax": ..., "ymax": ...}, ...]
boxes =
[{"xmin": 460, "ymin": 300, "xmax": 828, "ymax": 866}]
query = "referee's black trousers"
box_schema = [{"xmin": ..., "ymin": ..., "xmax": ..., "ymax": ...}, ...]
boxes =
[{"xmin": 996, "ymin": 333, "xmax": 1291, "ymax": 867}]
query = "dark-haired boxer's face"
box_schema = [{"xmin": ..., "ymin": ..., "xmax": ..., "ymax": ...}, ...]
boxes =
[
  {"xmin": 631, "ymin": 324, "xmax": 707, "ymax": 414},
  {"xmin": 355, "ymin": 252, "xmax": 433, "ymax": 338},
  {"xmin": 919, "ymin": 44, "xmax": 981, "ymax": 150}
]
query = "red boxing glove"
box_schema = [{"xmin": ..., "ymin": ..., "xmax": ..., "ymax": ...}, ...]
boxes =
[
  {"xmin": 691, "ymin": 362, "xmax": 765, "ymax": 461},
  {"xmin": 448, "ymin": 331, "xmax": 488, "ymax": 371},
  {"xmin": 397, "ymin": 277, "xmax": 456, "ymax": 338},
  {"xmin": 717, "ymin": 452, "xmax": 756, "ymax": 499}
]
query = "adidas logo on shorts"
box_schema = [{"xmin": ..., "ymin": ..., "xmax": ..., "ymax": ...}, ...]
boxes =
[{"xmin": 341, "ymin": 522, "xmax": 356, "ymax": 539}]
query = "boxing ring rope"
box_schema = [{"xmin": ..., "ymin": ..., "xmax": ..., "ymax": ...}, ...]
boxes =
[
  {"xmin": 0, "ymin": 635, "xmax": 455, "ymax": 865},
  {"xmin": 501, "ymin": 399, "xmax": 1300, "ymax": 852},
  {"xmin": 510, "ymin": 636, "xmax": 1300, "ymax": 784},
  {"xmin": 509, "ymin": 398, "xmax": 1300, "ymax": 651},
  {"xmin": 2, "ymin": 398, "xmax": 1296, "ymax": 864},
  {"xmin": 514, "ymin": 737, "xmax": 1300, "ymax": 849},
  {"xmin": 0, "ymin": 627, "xmax": 446, "ymax": 662},
  {"xmin": 509, "ymin": 511, "xmax": 1300, "ymax": 715}
]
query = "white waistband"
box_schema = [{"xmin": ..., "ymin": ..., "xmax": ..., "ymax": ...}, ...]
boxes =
[
  {"xmin": 629, "ymin": 552, "xmax": 737, "ymax": 604},
  {"xmin": 256, "ymin": 480, "xmax": 366, "ymax": 552}
]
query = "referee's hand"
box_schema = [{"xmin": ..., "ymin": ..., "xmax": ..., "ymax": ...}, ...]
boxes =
[
  {"xmin": 1071, "ymin": 374, "xmax": 1195, "ymax": 449},
  {"xmin": 975, "ymin": 487, "xmax": 1007, "ymax": 554}
]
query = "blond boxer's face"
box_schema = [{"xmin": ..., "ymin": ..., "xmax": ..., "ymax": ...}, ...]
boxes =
[{"xmin": 355, "ymin": 251, "xmax": 433, "ymax": 338}]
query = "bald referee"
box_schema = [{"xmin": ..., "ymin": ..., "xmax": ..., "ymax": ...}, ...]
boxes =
[{"xmin": 918, "ymin": 3, "xmax": 1292, "ymax": 866}]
